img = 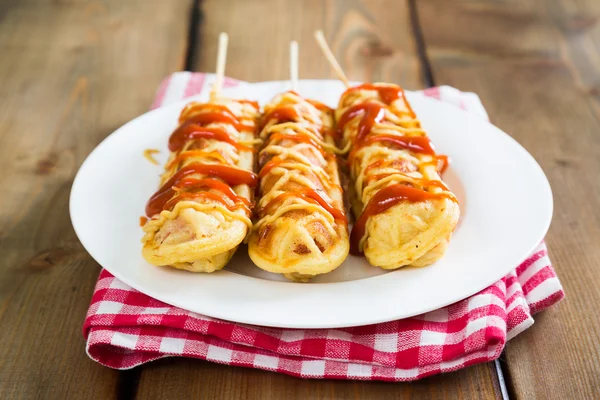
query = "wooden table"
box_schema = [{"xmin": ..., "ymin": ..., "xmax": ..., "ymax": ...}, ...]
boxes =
[{"xmin": 1, "ymin": 0, "xmax": 598, "ymax": 398}]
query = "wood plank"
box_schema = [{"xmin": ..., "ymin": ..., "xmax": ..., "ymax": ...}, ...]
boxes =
[
  {"xmin": 136, "ymin": 1, "xmax": 503, "ymax": 398},
  {"xmin": 416, "ymin": 0, "xmax": 600, "ymax": 398},
  {"xmin": 193, "ymin": 0, "xmax": 423, "ymax": 88},
  {"xmin": 137, "ymin": 358, "xmax": 503, "ymax": 400},
  {"xmin": 0, "ymin": 0, "xmax": 192, "ymax": 398}
]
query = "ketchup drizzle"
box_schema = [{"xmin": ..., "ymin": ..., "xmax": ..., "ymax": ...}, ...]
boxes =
[
  {"xmin": 256, "ymin": 99, "xmax": 345, "ymax": 227},
  {"xmin": 349, "ymin": 184, "xmax": 456, "ymax": 254},
  {"xmin": 169, "ymin": 124, "xmax": 251, "ymax": 152},
  {"xmin": 146, "ymin": 163, "xmax": 257, "ymax": 217},
  {"xmin": 258, "ymin": 188, "xmax": 347, "ymax": 223}
]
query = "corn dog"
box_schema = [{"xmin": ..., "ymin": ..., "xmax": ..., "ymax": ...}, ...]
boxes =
[
  {"xmin": 141, "ymin": 99, "xmax": 260, "ymax": 272},
  {"xmin": 336, "ymin": 83, "xmax": 459, "ymax": 269},
  {"xmin": 248, "ymin": 91, "xmax": 349, "ymax": 282}
]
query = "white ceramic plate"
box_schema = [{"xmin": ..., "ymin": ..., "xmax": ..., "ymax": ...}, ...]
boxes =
[{"xmin": 70, "ymin": 80, "xmax": 552, "ymax": 328}]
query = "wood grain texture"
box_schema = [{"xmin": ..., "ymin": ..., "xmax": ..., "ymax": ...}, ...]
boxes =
[
  {"xmin": 416, "ymin": 0, "xmax": 600, "ymax": 398},
  {"xmin": 135, "ymin": 1, "xmax": 503, "ymax": 398},
  {"xmin": 137, "ymin": 358, "xmax": 503, "ymax": 400},
  {"xmin": 0, "ymin": 0, "xmax": 191, "ymax": 398},
  {"xmin": 193, "ymin": 0, "xmax": 424, "ymax": 88}
]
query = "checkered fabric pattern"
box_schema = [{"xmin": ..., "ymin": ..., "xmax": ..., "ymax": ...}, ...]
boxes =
[{"xmin": 83, "ymin": 72, "xmax": 564, "ymax": 381}]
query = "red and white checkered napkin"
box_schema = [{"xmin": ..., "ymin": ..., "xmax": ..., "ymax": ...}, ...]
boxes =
[{"xmin": 83, "ymin": 72, "xmax": 564, "ymax": 381}]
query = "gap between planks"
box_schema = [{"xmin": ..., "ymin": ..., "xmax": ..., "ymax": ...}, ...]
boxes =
[
  {"xmin": 408, "ymin": 0, "xmax": 435, "ymax": 87},
  {"xmin": 185, "ymin": 0, "xmax": 202, "ymax": 71}
]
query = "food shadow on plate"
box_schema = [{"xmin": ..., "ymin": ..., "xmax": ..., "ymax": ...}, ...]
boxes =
[{"xmin": 225, "ymin": 244, "xmax": 388, "ymax": 283}]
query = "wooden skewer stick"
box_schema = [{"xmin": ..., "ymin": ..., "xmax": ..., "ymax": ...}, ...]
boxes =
[
  {"xmin": 314, "ymin": 30, "xmax": 349, "ymax": 88},
  {"xmin": 290, "ymin": 40, "xmax": 299, "ymax": 92},
  {"xmin": 210, "ymin": 32, "xmax": 229, "ymax": 100}
]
